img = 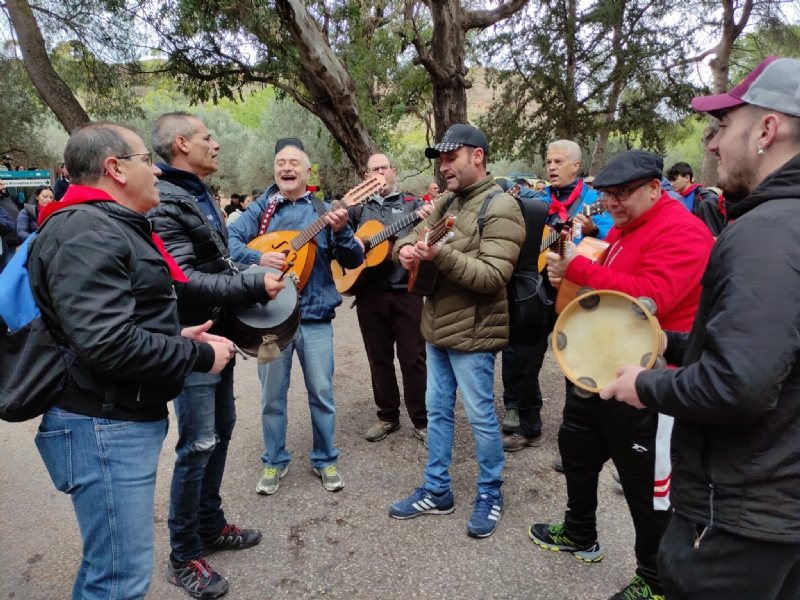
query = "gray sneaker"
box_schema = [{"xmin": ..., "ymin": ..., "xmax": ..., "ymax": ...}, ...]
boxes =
[
  {"xmin": 502, "ymin": 407, "xmax": 519, "ymax": 432},
  {"xmin": 365, "ymin": 420, "xmax": 401, "ymax": 442},
  {"xmin": 256, "ymin": 465, "xmax": 288, "ymax": 495},
  {"xmin": 314, "ymin": 465, "xmax": 345, "ymax": 492},
  {"xmin": 413, "ymin": 428, "xmax": 428, "ymax": 449}
]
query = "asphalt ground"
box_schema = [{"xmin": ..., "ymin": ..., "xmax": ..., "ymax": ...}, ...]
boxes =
[{"xmin": 1, "ymin": 305, "xmax": 637, "ymax": 600}]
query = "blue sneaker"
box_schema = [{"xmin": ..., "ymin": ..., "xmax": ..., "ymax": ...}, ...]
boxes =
[
  {"xmin": 389, "ymin": 487, "xmax": 455, "ymax": 520},
  {"xmin": 467, "ymin": 492, "xmax": 503, "ymax": 538}
]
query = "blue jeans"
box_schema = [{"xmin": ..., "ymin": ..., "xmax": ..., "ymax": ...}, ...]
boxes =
[
  {"xmin": 35, "ymin": 407, "xmax": 168, "ymax": 600},
  {"xmin": 423, "ymin": 344, "xmax": 504, "ymax": 497},
  {"xmin": 168, "ymin": 360, "xmax": 236, "ymax": 562},
  {"xmin": 258, "ymin": 321, "xmax": 339, "ymax": 469}
]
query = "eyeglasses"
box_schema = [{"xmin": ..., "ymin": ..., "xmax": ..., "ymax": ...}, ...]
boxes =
[
  {"xmin": 599, "ymin": 179, "xmax": 653, "ymax": 203},
  {"xmin": 115, "ymin": 152, "xmax": 153, "ymax": 166},
  {"xmin": 368, "ymin": 164, "xmax": 393, "ymax": 173}
]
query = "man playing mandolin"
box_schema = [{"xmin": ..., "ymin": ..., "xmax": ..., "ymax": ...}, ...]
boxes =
[
  {"xmin": 536, "ymin": 150, "xmax": 714, "ymax": 600},
  {"xmin": 389, "ymin": 124, "xmax": 525, "ymax": 539},
  {"xmin": 349, "ymin": 153, "xmax": 433, "ymax": 445},
  {"xmin": 228, "ymin": 139, "xmax": 364, "ymax": 496}
]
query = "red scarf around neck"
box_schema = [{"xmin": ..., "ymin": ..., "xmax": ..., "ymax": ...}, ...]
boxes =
[
  {"xmin": 39, "ymin": 185, "xmax": 189, "ymax": 282},
  {"xmin": 549, "ymin": 179, "xmax": 584, "ymax": 221},
  {"xmin": 679, "ymin": 183, "xmax": 701, "ymax": 198}
]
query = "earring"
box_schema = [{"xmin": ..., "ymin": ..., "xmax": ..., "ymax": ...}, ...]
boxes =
[{"xmin": 757, "ymin": 147, "xmax": 765, "ymax": 155}]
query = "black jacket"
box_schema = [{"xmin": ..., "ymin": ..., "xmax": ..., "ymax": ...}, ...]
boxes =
[
  {"xmin": 348, "ymin": 188, "xmax": 422, "ymax": 291},
  {"xmin": 691, "ymin": 187, "xmax": 728, "ymax": 237},
  {"xmin": 28, "ymin": 201, "xmax": 216, "ymax": 422},
  {"xmin": 636, "ymin": 152, "xmax": 800, "ymax": 543},
  {"xmin": 148, "ymin": 174, "xmax": 270, "ymax": 329}
]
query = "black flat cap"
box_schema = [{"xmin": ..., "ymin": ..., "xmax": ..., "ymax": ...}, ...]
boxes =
[
  {"xmin": 425, "ymin": 124, "xmax": 489, "ymax": 159},
  {"xmin": 593, "ymin": 150, "xmax": 664, "ymax": 189},
  {"xmin": 275, "ymin": 138, "xmax": 304, "ymax": 154}
]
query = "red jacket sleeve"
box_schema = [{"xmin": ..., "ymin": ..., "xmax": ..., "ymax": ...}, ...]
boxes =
[{"xmin": 564, "ymin": 222, "xmax": 713, "ymax": 319}]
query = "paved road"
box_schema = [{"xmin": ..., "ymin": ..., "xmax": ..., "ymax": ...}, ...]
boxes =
[{"xmin": 1, "ymin": 306, "xmax": 637, "ymax": 600}]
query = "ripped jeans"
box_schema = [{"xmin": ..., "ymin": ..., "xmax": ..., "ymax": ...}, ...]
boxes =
[{"xmin": 168, "ymin": 360, "xmax": 236, "ymax": 562}]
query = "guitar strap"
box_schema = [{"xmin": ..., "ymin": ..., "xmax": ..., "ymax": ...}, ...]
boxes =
[{"xmin": 257, "ymin": 196, "xmax": 280, "ymax": 236}]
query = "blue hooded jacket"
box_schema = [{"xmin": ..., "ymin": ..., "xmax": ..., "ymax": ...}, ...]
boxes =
[
  {"xmin": 228, "ymin": 183, "xmax": 364, "ymax": 321},
  {"xmin": 537, "ymin": 179, "xmax": 613, "ymax": 242}
]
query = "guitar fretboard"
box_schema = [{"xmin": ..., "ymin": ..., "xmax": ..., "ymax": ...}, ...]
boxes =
[
  {"xmin": 290, "ymin": 199, "xmax": 348, "ymax": 250},
  {"xmin": 367, "ymin": 211, "xmax": 419, "ymax": 247}
]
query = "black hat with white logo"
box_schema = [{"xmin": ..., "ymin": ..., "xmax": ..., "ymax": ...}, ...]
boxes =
[{"xmin": 425, "ymin": 124, "xmax": 489, "ymax": 159}]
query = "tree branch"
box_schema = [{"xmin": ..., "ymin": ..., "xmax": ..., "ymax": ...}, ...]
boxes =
[
  {"xmin": 464, "ymin": 0, "xmax": 529, "ymax": 31},
  {"xmin": 404, "ymin": 0, "xmax": 448, "ymax": 82}
]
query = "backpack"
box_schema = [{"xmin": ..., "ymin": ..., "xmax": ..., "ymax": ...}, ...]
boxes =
[
  {"xmin": 476, "ymin": 190, "xmax": 554, "ymax": 346},
  {"xmin": 0, "ymin": 232, "xmax": 76, "ymax": 421}
]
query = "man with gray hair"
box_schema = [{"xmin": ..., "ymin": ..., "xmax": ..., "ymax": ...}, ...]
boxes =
[
  {"xmin": 26, "ymin": 121, "xmax": 235, "ymax": 600},
  {"xmin": 229, "ymin": 139, "xmax": 363, "ymax": 496},
  {"xmin": 147, "ymin": 112, "xmax": 285, "ymax": 598},
  {"xmin": 500, "ymin": 140, "xmax": 612, "ymax": 458}
]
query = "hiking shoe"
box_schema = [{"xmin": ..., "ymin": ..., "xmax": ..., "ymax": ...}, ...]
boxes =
[
  {"xmin": 554, "ymin": 458, "xmax": 565, "ymax": 473},
  {"xmin": 365, "ymin": 420, "xmax": 401, "ymax": 442},
  {"xmin": 609, "ymin": 575, "xmax": 665, "ymax": 600},
  {"xmin": 467, "ymin": 492, "xmax": 503, "ymax": 538},
  {"xmin": 201, "ymin": 523, "xmax": 262, "ymax": 555},
  {"xmin": 528, "ymin": 523, "xmax": 604, "ymax": 562},
  {"xmin": 413, "ymin": 428, "xmax": 428, "ymax": 449},
  {"xmin": 166, "ymin": 556, "xmax": 229, "ymax": 599},
  {"xmin": 389, "ymin": 487, "xmax": 455, "ymax": 519},
  {"xmin": 314, "ymin": 465, "xmax": 345, "ymax": 491},
  {"xmin": 256, "ymin": 465, "xmax": 288, "ymax": 495},
  {"xmin": 503, "ymin": 432, "xmax": 543, "ymax": 452},
  {"xmin": 502, "ymin": 407, "xmax": 519, "ymax": 432}
]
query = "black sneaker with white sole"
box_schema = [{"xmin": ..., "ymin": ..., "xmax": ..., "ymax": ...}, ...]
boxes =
[
  {"xmin": 166, "ymin": 555, "xmax": 229, "ymax": 599},
  {"xmin": 528, "ymin": 523, "xmax": 604, "ymax": 562}
]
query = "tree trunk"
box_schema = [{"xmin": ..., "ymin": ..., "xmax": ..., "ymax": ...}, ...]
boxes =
[
  {"xmin": 700, "ymin": 0, "xmax": 754, "ymax": 186},
  {"xmin": 274, "ymin": 0, "xmax": 379, "ymax": 171},
  {"xmin": 6, "ymin": 0, "xmax": 90, "ymax": 132}
]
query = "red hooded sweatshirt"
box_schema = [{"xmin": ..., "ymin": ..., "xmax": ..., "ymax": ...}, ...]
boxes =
[{"xmin": 564, "ymin": 192, "xmax": 714, "ymax": 332}]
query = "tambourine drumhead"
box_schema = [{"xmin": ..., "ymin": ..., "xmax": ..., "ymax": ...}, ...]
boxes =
[
  {"xmin": 225, "ymin": 267, "xmax": 300, "ymax": 356},
  {"xmin": 552, "ymin": 290, "xmax": 660, "ymax": 394}
]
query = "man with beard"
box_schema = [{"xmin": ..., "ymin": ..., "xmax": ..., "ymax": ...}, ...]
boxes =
[
  {"xmin": 602, "ymin": 56, "xmax": 800, "ymax": 599},
  {"xmin": 389, "ymin": 124, "xmax": 525, "ymax": 539},
  {"xmin": 228, "ymin": 139, "xmax": 363, "ymax": 496},
  {"xmin": 148, "ymin": 112, "xmax": 285, "ymax": 598}
]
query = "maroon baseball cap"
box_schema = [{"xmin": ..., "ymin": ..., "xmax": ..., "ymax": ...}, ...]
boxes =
[{"xmin": 691, "ymin": 56, "xmax": 800, "ymax": 118}]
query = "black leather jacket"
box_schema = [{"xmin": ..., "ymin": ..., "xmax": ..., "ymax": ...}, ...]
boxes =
[
  {"xmin": 148, "ymin": 177, "xmax": 270, "ymax": 329},
  {"xmin": 29, "ymin": 201, "xmax": 215, "ymax": 422}
]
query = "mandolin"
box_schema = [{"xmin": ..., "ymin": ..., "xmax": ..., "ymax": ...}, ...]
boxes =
[
  {"xmin": 406, "ymin": 214, "xmax": 457, "ymax": 295},
  {"xmin": 332, "ymin": 208, "xmax": 424, "ymax": 296},
  {"xmin": 246, "ymin": 175, "xmax": 385, "ymax": 291}
]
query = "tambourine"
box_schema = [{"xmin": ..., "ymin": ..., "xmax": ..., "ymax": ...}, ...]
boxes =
[{"xmin": 548, "ymin": 289, "xmax": 665, "ymax": 397}]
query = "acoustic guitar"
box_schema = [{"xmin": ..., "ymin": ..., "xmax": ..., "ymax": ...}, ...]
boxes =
[
  {"xmin": 537, "ymin": 199, "xmax": 607, "ymax": 272},
  {"xmin": 246, "ymin": 175, "xmax": 386, "ymax": 291},
  {"xmin": 407, "ymin": 214, "xmax": 457, "ymax": 295},
  {"xmin": 332, "ymin": 208, "xmax": 424, "ymax": 296}
]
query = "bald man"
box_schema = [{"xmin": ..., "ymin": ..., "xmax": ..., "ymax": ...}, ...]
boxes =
[{"xmin": 349, "ymin": 153, "xmax": 433, "ymax": 446}]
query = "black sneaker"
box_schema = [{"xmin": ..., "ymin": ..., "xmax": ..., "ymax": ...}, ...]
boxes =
[
  {"xmin": 528, "ymin": 523, "xmax": 604, "ymax": 562},
  {"xmin": 609, "ymin": 575, "xmax": 665, "ymax": 600},
  {"xmin": 166, "ymin": 556, "xmax": 229, "ymax": 599},
  {"xmin": 202, "ymin": 523, "xmax": 262, "ymax": 555}
]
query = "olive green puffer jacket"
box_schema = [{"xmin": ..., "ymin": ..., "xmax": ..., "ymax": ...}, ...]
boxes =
[{"xmin": 394, "ymin": 175, "xmax": 525, "ymax": 352}]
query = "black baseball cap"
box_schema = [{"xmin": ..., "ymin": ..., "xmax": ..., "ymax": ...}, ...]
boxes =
[
  {"xmin": 593, "ymin": 150, "xmax": 664, "ymax": 189},
  {"xmin": 425, "ymin": 124, "xmax": 489, "ymax": 159},
  {"xmin": 275, "ymin": 138, "xmax": 304, "ymax": 154}
]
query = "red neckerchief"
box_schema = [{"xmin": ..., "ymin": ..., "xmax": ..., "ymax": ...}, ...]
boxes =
[
  {"xmin": 39, "ymin": 185, "xmax": 189, "ymax": 282},
  {"xmin": 549, "ymin": 179, "xmax": 584, "ymax": 220},
  {"xmin": 718, "ymin": 194, "xmax": 726, "ymax": 218},
  {"xmin": 679, "ymin": 183, "xmax": 701, "ymax": 198}
]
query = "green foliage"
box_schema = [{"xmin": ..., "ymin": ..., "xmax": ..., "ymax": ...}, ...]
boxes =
[
  {"xmin": 0, "ymin": 52, "xmax": 63, "ymax": 167},
  {"xmin": 476, "ymin": 0, "xmax": 702, "ymax": 164}
]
